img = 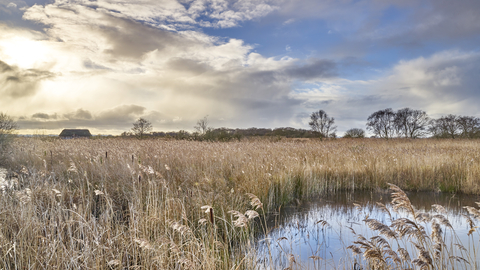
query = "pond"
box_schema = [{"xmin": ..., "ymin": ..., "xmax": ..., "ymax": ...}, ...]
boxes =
[{"xmin": 256, "ymin": 190, "xmax": 480, "ymax": 269}]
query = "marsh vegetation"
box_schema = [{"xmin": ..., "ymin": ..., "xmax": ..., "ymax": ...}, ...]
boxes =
[
  {"xmin": 1, "ymin": 138, "xmax": 480, "ymax": 269},
  {"xmin": 259, "ymin": 189, "xmax": 480, "ymax": 269}
]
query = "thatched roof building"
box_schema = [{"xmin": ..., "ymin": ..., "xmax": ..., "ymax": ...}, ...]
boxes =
[{"xmin": 59, "ymin": 129, "xmax": 92, "ymax": 138}]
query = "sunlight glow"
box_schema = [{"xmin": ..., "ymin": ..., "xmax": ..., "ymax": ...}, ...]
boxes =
[{"xmin": 0, "ymin": 36, "xmax": 51, "ymax": 69}]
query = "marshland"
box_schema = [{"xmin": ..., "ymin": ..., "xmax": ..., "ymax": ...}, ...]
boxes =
[{"xmin": 1, "ymin": 137, "xmax": 480, "ymax": 269}]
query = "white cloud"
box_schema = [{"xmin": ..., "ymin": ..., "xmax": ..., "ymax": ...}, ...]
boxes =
[
  {"xmin": 33, "ymin": 0, "xmax": 278, "ymax": 30},
  {"xmin": 275, "ymin": 0, "xmax": 480, "ymax": 50},
  {"xmin": 290, "ymin": 50, "xmax": 480, "ymax": 133},
  {"xmin": 0, "ymin": 1, "xmax": 338, "ymax": 133},
  {"xmin": 378, "ymin": 50, "xmax": 480, "ymax": 115},
  {"xmin": 3, "ymin": 0, "xmax": 479, "ymax": 135},
  {"xmin": 0, "ymin": 0, "xmax": 26, "ymax": 13},
  {"xmin": 282, "ymin": 18, "xmax": 294, "ymax": 25}
]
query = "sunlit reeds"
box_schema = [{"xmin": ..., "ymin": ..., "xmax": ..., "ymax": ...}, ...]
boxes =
[
  {"xmin": 0, "ymin": 137, "xmax": 479, "ymax": 268},
  {"xmin": 346, "ymin": 183, "xmax": 480, "ymax": 270}
]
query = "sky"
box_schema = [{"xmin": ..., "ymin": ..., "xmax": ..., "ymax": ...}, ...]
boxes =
[{"xmin": 1, "ymin": 0, "xmax": 480, "ymax": 135}]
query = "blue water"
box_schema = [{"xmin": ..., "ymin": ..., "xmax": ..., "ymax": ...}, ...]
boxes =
[{"xmin": 257, "ymin": 191, "xmax": 480, "ymax": 269}]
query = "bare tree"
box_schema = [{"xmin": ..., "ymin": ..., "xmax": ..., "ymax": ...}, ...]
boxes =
[
  {"xmin": 0, "ymin": 112, "xmax": 17, "ymax": 150},
  {"xmin": 194, "ymin": 116, "xmax": 211, "ymax": 135},
  {"xmin": 366, "ymin": 108, "xmax": 396, "ymax": 139},
  {"xmin": 120, "ymin": 131, "xmax": 131, "ymax": 137},
  {"xmin": 309, "ymin": 110, "xmax": 337, "ymax": 138},
  {"xmin": 427, "ymin": 119, "xmax": 442, "ymax": 138},
  {"xmin": 429, "ymin": 114, "xmax": 459, "ymax": 139},
  {"xmin": 343, "ymin": 128, "xmax": 365, "ymax": 138},
  {"xmin": 456, "ymin": 116, "xmax": 480, "ymax": 138},
  {"xmin": 394, "ymin": 108, "xmax": 430, "ymax": 138},
  {"xmin": 131, "ymin": 118, "xmax": 153, "ymax": 139}
]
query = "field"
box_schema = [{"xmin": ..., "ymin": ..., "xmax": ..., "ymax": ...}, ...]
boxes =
[{"xmin": 1, "ymin": 137, "xmax": 480, "ymax": 269}]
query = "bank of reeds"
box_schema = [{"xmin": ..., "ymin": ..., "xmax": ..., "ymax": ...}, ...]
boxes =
[
  {"xmin": 347, "ymin": 183, "xmax": 478, "ymax": 270},
  {"xmin": 1, "ymin": 137, "xmax": 480, "ymax": 268}
]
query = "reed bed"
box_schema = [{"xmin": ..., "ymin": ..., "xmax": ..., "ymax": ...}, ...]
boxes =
[
  {"xmin": 267, "ymin": 184, "xmax": 480, "ymax": 270},
  {"xmin": 347, "ymin": 183, "xmax": 479, "ymax": 270},
  {"xmin": 0, "ymin": 137, "xmax": 480, "ymax": 269}
]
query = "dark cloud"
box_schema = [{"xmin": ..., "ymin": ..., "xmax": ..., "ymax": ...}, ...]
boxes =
[
  {"xmin": 96, "ymin": 105, "xmax": 147, "ymax": 124},
  {"xmin": 83, "ymin": 59, "xmax": 110, "ymax": 70},
  {"xmin": 64, "ymin": 109, "xmax": 93, "ymax": 120},
  {"xmin": 18, "ymin": 105, "xmax": 155, "ymax": 131},
  {"xmin": 363, "ymin": 0, "xmax": 480, "ymax": 50},
  {"xmin": 0, "ymin": 60, "xmax": 54, "ymax": 98},
  {"xmin": 98, "ymin": 14, "xmax": 185, "ymax": 59},
  {"xmin": 22, "ymin": 3, "xmax": 196, "ymax": 62},
  {"xmin": 286, "ymin": 59, "xmax": 337, "ymax": 80},
  {"xmin": 166, "ymin": 58, "xmax": 211, "ymax": 75},
  {"xmin": 147, "ymin": 56, "xmax": 337, "ymax": 129},
  {"xmin": 32, "ymin": 113, "xmax": 50, "ymax": 119},
  {"xmin": 6, "ymin": 76, "xmax": 20, "ymax": 82},
  {"xmin": 17, "ymin": 118, "xmax": 91, "ymax": 131},
  {"xmin": 273, "ymin": 0, "xmax": 480, "ymax": 53},
  {"xmin": 0, "ymin": 60, "xmax": 13, "ymax": 72},
  {"xmin": 244, "ymin": 70, "xmax": 279, "ymax": 85},
  {"xmin": 201, "ymin": 58, "xmax": 337, "ymax": 100},
  {"xmin": 406, "ymin": 0, "xmax": 480, "ymax": 40}
]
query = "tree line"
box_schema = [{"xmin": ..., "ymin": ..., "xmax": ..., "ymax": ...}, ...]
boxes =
[
  {"xmin": 124, "ymin": 124, "xmax": 323, "ymax": 141},
  {"xmin": 125, "ymin": 108, "xmax": 480, "ymax": 140},
  {"xmin": 1, "ymin": 109, "xmax": 478, "ymax": 143},
  {"xmin": 309, "ymin": 108, "xmax": 480, "ymax": 139},
  {"xmin": 123, "ymin": 116, "xmax": 326, "ymax": 140}
]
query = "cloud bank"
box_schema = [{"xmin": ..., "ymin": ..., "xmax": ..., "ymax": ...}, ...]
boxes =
[{"xmin": 0, "ymin": 0, "xmax": 479, "ymax": 134}]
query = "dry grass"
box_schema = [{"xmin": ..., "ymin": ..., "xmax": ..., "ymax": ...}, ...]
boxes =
[
  {"xmin": 0, "ymin": 137, "xmax": 480, "ymax": 269},
  {"xmin": 346, "ymin": 183, "xmax": 479, "ymax": 270}
]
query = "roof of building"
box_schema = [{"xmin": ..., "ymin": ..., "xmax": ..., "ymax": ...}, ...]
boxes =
[{"xmin": 59, "ymin": 129, "xmax": 92, "ymax": 137}]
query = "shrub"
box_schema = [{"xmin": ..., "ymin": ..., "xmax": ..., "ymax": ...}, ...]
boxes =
[
  {"xmin": 0, "ymin": 112, "xmax": 17, "ymax": 159},
  {"xmin": 343, "ymin": 128, "xmax": 365, "ymax": 138}
]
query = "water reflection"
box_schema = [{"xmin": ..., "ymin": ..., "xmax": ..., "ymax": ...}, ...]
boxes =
[{"xmin": 257, "ymin": 190, "xmax": 480, "ymax": 269}]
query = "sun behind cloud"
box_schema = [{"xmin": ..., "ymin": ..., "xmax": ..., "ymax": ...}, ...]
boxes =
[{"xmin": 0, "ymin": 0, "xmax": 479, "ymax": 135}]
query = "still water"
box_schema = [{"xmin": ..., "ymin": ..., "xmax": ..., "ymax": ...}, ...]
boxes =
[{"xmin": 256, "ymin": 190, "xmax": 480, "ymax": 269}]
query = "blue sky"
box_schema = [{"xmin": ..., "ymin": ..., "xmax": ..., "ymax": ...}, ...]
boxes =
[{"xmin": 1, "ymin": 0, "xmax": 480, "ymax": 135}]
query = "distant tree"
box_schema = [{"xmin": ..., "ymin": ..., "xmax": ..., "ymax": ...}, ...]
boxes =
[
  {"xmin": 427, "ymin": 119, "xmax": 442, "ymax": 138},
  {"xmin": 0, "ymin": 112, "xmax": 17, "ymax": 151},
  {"xmin": 429, "ymin": 114, "xmax": 459, "ymax": 139},
  {"xmin": 394, "ymin": 108, "xmax": 430, "ymax": 138},
  {"xmin": 194, "ymin": 116, "xmax": 211, "ymax": 135},
  {"xmin": 120, "ymin": 131, "xmax": 131, "ymax": 137},
  {"xmin": 366, "ymin": 108, "xmax": 396, "ymax": 139},
  {"xmin": 131, "ymin": 118, "xmax": 152, "ymax": 139},
  {"xmin": 176, "ymin": 130, "xmax": 190, "ymax": 140},
  {"xmin": 456, "ymin": 116, "xmax": 480, "ymax": 138},
  {"xmin": 309, "ymin": 110, "xmax": 337, "ymax": 138},
  {"xmin": 343, "ymin": 128, "xmax": 365, "ymax": 138}
]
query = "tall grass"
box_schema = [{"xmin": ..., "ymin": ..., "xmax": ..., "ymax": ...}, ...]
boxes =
[
  {"xmin": 0, "ymin": 137, "xmax": 480, "ymax": 268},
  {"xmin": 347, "ymin": 183, "xmax": 476, "ymax": 270}
]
